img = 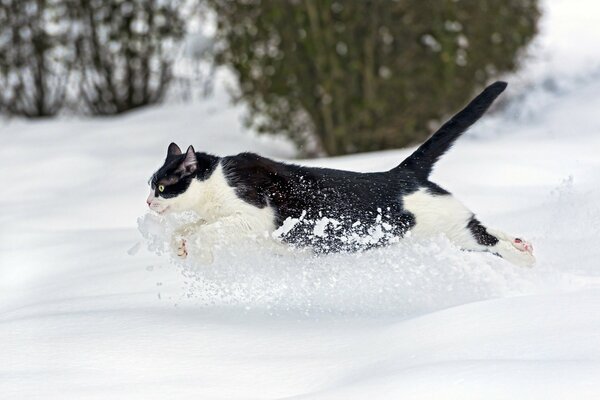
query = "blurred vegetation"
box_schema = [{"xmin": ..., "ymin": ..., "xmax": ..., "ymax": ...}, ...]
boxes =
[
  {"xmin": 208, "ymin": 0, "xmax": 540, "ymax": 156},
  {"xmin": 72, "ymin": 0, "xmax": 186, "ymax": 115},
  {"xmin": 0, "ymin": 0, "xmax": 75, "ymax": 117},
  {"xmin": 0, "ymin": 0, "xmax": 188, "ymax": 117}
]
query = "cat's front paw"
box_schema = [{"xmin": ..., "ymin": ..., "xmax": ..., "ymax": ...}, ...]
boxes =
[{"xmin": 172, "ymin": 237, "xmax": 188, "ymax": 259}]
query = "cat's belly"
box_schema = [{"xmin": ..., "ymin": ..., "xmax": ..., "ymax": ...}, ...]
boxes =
[
  {"xmin": 270, "ymin": 187, "xmax": 473, "ymax": 253},
  {"xmin": 272, "ymin": 207, "xmax": 415, "ymax": 253},
  {"xmin": 220, "ymin": 189, "xmax": 474, "ymax": 254}
]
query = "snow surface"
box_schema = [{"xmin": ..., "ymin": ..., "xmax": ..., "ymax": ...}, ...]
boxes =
[{"xmin": 2, "ymin": 1, "xmax": 600, "ymax": 398}]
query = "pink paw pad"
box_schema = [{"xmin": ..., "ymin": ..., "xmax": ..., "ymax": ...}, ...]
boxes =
[{"xmin": 513, "ymin": 238, "xmax": 533, "ymax": 254}]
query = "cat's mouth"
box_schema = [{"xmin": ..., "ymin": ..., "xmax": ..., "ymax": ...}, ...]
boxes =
[{"xmin": 149, "ymin": 203, "xmax": 170, "ymax": 214}]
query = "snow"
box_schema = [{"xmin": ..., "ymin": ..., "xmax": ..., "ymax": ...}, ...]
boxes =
[{"xmin": 2, "ymin": 1, "xmax": 600, "ymax": 398}]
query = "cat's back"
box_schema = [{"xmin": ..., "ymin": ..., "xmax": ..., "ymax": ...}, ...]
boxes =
[
  {"xmin": 221, "ymin": 152, "xmax": 422, "ymax": 210},
  {"xmin": 222, "ymin": 151, "xmax": 404, "ymax": 188},
  {"xmin": 221, "ymin": 152, "xmax": 293, "ymax": 185}
]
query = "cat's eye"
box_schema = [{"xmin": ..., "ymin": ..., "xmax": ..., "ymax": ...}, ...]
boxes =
[{"xmin": 158, "ymin": 185, "xmax": 165, "ymax": 192}]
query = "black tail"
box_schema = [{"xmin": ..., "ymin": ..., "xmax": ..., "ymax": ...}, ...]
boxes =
[{"xmin": 396, "ymin": 81, "xmax": 507, "ymax": 180}]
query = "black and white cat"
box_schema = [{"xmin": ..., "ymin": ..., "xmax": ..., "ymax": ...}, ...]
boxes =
[{"xmin": 147, "ymin": 81, "xmax": 535, "ymax": 267}]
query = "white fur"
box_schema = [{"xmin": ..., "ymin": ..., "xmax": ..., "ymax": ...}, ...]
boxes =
[
  {"xmin": 150, "ymin": 164, "xmax": 276, "ymax": 231},
  {"xmin": 149, "ymin": 163, "xmax": 277, "ymax": 263},
  {"xmin": 486, "ymin": 228, "xmax": 536, "ymax": 267},
  {"xmin": 404, "ymin": 188, "xmax": 480, "ymax": 248}
]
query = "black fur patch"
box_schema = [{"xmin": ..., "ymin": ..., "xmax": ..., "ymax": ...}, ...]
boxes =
[
  {"xmin": 467, "ymin": 217, "xmax": 499, "ymax": 246},
  {"xmin": 221, "ymin": 152, "xmax": 421, "ymax": 252},
  {"xmin": 151, "ymin": 152, "xmax": 219, "ymax": 198},
  {"xmin": 423, "ymin": 181, "xmax": 451, "ymax": 196}
]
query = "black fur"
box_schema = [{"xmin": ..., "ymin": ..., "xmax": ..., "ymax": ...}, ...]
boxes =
[
  {"xmin": 467, "ymin": 217, "xmax": 499, "ymax": 246},
  {"xmin": 150, "ymin": 149, "xmax": 219, "ymax": 198}
]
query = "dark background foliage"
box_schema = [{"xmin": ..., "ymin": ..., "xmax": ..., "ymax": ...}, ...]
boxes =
[
  {"xmin": 207, "ymin": 0, "xmax": 540, "ymax": 156},
  {"xmin": 0, "ymin": 0, "xmax": 187, "ymax": 117},
  {"xmin": 0, "ymin": 0, "xmax": 75, "ymax": 117},
  {"xmin": 72, "ymin": 0, "xmax": 186, "ymax": 115}
]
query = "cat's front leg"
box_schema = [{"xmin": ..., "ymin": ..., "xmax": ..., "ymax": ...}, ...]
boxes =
[
  {"xmin": 183, "ymin": 222, "xmax": 232, "ymax": 264},
  {"xmin": 174, "ymin": 215, "xmax": 273, "ymax": 264},
  {"xmin": 170, "ymin": 223, "xmax": 203, "ymax": 260},
  {"xmin": 173, "ymin": 237, "xmax": 188, "ymax": 258},
  {"xmin": 170, "ymin": 220, "xmax": 225, "ymax": 264}
]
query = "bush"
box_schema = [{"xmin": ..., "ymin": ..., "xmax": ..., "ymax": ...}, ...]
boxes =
[
  {"xmin": 208, "ymin": 0, "xmax": 540, "ymax": 156},
  {"xmin": 0, "ymin": 0, "xmax": 75, "ymax": 117},
  {"xmin": 73, "ymin": 0, "xmax": 187, "ymax": 115}
]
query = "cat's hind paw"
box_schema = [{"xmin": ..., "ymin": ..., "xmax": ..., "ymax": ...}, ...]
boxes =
[
  {"xmin": 496, "ymin": 236, "xmax": 535, "ymax": 268},
  {"xmin": 512, "ymin": 237, "xmax": 533, "ymax": 254}
]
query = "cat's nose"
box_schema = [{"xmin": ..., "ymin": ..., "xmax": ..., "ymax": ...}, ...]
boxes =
[{"xmin": 146, "ymin": 200, "xmax": 152, "ymax": 207}]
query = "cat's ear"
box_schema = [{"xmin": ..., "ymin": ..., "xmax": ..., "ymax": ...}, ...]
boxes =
[
  {"xmin": 167, "ymin": 142, "xmax": 182, "ymax": 156},
  {"xmin": 177, "ymin": 145, "xmax": 198, "ymax": 176}
]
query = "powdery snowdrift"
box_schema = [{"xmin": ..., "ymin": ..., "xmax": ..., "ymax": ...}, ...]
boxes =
[{"xmin": 2, "ymin": 2, "xmax": 600, "ymax": 398}]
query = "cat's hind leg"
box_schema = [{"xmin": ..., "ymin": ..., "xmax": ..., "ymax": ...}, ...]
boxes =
[
  {"xmin": 403, "ymin": 189, "xmax": 535, "ymax": 267},
  {"xmin": 463, "ymin": 217, "xmax": 535, "ymax": 267}
]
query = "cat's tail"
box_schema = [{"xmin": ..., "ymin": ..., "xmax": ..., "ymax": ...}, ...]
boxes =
[{"xmin": 395, "ymin": 81, "xmax": 507, "ymax": 180}]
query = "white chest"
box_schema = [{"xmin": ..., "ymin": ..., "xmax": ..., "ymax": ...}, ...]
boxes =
[{"xmin": 176, "ymin": 164, "xmax": 277, "ymax": 233}]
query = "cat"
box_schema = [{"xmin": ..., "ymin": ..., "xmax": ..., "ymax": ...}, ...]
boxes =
[{"xmin": 147, "ymin": 81, "xmax": 535, "ymax": 267}]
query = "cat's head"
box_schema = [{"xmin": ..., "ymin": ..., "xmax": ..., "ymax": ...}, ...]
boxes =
[{"xmin": 146, "ymin": 143, "xmax": 218, "ymax": 214}]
